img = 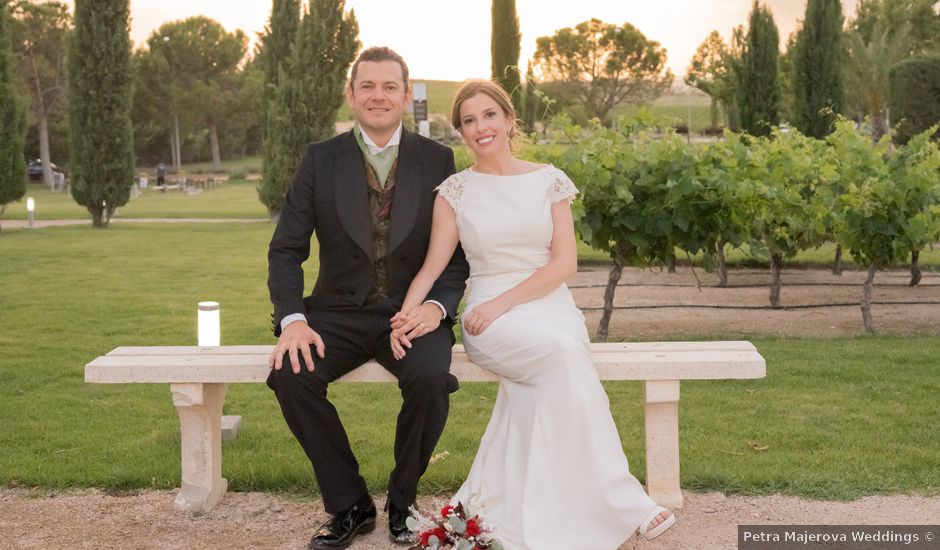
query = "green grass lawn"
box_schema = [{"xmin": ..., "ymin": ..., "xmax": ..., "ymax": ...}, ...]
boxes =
[
  {"xmin": 1, "ymin": 223, "xmax": 938, "ymax": 499},
  {"xmin": 1, "ymin": 180, "xmax": 269, "ymax": 221}
]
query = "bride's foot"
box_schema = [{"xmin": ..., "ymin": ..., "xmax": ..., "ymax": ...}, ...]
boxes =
[
  {"xmin": 639, "ymin": 505, "xmax": 676, "ymax": 540},
  {"xmin": 647, "ymin": 510, "xmax": 672, "ymax": 531}
]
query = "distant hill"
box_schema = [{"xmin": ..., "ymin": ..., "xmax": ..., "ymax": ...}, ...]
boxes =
[
  {"xmin": 337, "ymin": 78, "xmax": 717, "ymax": 129},
  {"xmin": 337, "ymin": 79, "xmax": 461, "ymax": 121}
]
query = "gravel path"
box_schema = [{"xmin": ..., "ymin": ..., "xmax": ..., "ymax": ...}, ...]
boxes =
[
  {"xmin": 2, "ymin": 488, "xmax": 937, "ymax": 549},
  {"xmin": 2, "ymin": 217, "xmax": 266, "ymax": 229}
]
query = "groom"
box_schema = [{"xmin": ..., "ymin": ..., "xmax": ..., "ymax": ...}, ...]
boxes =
[{"xmin": 266, "ymin": 46, "xmax": 468, "ymax": 549}]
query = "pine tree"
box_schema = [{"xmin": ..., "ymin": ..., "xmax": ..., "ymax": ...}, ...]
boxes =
[
  {"xmin": 490, "ymin": 0, "xmax": 521, "ymax": 107},
  {"xmin": 259, "ymin": 0, "xmax": 300, "ymax": 217},
  {"xmin": 793, "ymin": 0, "xmax": 845, "ymax": 138},
  {"xmin": 738, "ymin": 1, "xmax": 781, "ymax": 136},
  {"xmin": 68, "ymin": 0, "xmax": 134, "ymax": 228},
  {"xmin": 259, "ymin": 0, "xmax": 359, "ymax": 220},
  {"xmin": 0, "ymin": 0, "xmax": 27, "ymax": 231}
]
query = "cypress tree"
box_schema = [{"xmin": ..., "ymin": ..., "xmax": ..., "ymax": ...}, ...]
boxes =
[
  {"xmin": 259, "ymin": 0, "xmax": 300, "ymax": 217},
  {"xmin": 491, "ymin": 0, "xmax": 521, "ymax": 107},
  {"xmin": 890, "ymin": 53, "xmax": 940, "ymax": 146},
  {"xmin": 521, "ymin": 65, "xmax": 537, "ymax": 134},
  {"xmin": 259, "ymin": 0, "xmax": 359, "ymax": 220},
  {"xmin": 793, "ymin": 0, "xmax": 845, "ymax": 138},
  {"xmin": 68, "ymin": 0, "xmax": 134, "ymax": 228},
  {"xmin": 0, "ymin": 0, "xmax": 27, "ymax": 230},
  {"xmin": 738, "ymin": 1, "xmax": 781, "ymax": 136},
  {"xmin": 261, "ymin": 0, "xmax": 300, "ymax": 105}
]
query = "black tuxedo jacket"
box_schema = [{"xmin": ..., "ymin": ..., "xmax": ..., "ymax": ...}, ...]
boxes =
[{"xmin": 267, "ymin": 128, "xmax": 469, "ymax": 336}]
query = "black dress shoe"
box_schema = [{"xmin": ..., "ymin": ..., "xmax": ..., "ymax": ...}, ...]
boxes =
[
  {"xmin": 308, "ymin": 501, "xmax": 377, "ymax": 550},
  {"xmin": 386, "ymin": 500, "xmax": 415, "ymax": 545}
]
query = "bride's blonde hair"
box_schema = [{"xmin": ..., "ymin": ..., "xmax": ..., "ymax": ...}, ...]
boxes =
[{"xmin": 450, "ymin": 80, "xmax": 521, "ymax": 140}]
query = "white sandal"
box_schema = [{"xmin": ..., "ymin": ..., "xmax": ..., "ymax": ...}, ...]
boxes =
[{"xmin": 639, "ymin": 505, "xmax": 676, "ymax": 540}]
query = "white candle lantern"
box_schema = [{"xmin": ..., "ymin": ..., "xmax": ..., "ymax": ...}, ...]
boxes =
[{"xmin": 197, "ymin": 301, "xmax": 220, "ymax": 347}]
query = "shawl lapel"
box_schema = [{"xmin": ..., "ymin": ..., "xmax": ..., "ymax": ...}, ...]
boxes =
[
  {"xmin": 388, "ymin": 128, "xmax": 422, "ymax": 255},
  {"xmin": 333, "ymin": 132, "xmax": 374, "ymax": 261}
]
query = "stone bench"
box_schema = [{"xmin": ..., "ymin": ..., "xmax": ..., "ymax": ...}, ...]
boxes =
[{"xmin": 84, "ymin": 341, "xmax": 766, "ymax": 513}]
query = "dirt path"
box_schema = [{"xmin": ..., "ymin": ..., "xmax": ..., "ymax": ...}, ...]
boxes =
[
  {"xmin": 2, "ymin": 217, "xmax": 266, "ymax": 229},
  {"xmin": 568, "ymin": 265, "xmax": 940, "ymax": 339},
  {"xmin": 3, "ymin": 489, "xmax": 937, "ymax": 550}
]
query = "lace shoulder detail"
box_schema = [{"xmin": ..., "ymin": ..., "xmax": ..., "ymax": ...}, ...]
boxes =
[
  {"xmin": 544, "ymin": 165, "xmax": 579, "ymax": 204},
  {"xmin": 435, "ymin": 171, "xmax": 469, "ymax": 213}
]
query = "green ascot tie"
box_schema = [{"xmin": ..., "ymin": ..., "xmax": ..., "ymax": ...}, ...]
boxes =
[{"xmin": 354, "ymin": 125, "xmax": 399, "ymax": 188}]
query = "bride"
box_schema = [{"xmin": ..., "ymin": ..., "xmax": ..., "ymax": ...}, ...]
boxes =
[{"xmin": 390, "ymin": 80, "xmax": 675, "ymax": 549}]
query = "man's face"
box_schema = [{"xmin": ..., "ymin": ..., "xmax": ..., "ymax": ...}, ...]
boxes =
[{"xmin": 345, "ymin": 60, "xmax": 411, "ymax": 141}]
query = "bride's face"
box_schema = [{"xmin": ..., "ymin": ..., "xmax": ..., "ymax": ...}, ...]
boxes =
[{"xmin": 458, "ymin": 93, "xmax": 512, "ymax": 159}]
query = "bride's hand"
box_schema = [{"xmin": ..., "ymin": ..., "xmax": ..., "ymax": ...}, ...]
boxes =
[
  {"xmin": 390, "ymin": 309, "xmax": 411, "ymax": 360},
  {"xmin": 391, "ymin": 332, "xmax": 408, "ymax": 360},
  {"xmin": 462, "ymin": 300, "xmax": 508, "ymax": 336}
]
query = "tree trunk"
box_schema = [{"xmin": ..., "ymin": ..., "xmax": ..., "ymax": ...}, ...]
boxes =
[
  {"xmin": 769, "ymin": 253, "xmax": 783, "ymax": 308},
  {"xmin": 870, "ymin": 111, "xmax": 889, "ymax": 144},
  {"xmin": 38, "ymin": 113, "xmax": 54, "ymax": 189},
  {"xmin": 170, "ymin": 133, "xmax": 178, "ymax": 170},
  {"xmin": 861, "ymin": 264, "xmax": 877, "ymax": 333},
  {"xmin": 716, "ymin": 238, "xmax": 728, "ymax": 287},
  {"xmin": 268, "ymin": 208, "xmax": 280, "ymax": 223},
  {"xmin": 209, "ymin": 124, "xmax": 222, "ymax": 171},
  {"xmin": 910, "ymin": 250, "xmax": 921, "ymax": 286},
  {"xmin": 174, "ymin": 113, "xmax": 182, "ymax": 170},
  {"xmin": 90, "ymin": 207, "xmax": 105, "ymax": 228},
  {"xmin": 667, "ymin": 250, "xmax": 677, "ymax": 273},
  {"xmin": 596, "ymin": 256, "xmax": 624, "ymax": 342},
  {"xmin": 832, "ymin": 244, "xmax": 843, "ymax": 275}
]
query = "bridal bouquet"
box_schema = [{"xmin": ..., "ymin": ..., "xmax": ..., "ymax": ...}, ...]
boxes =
[{"xmin": 407, "ymin": 502, "xmax": 503, "ymax": 550}]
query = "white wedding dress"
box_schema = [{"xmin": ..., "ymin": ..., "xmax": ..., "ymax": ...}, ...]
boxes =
[{"xmin": 437, "ymin": 166, "xmax": 658, "ymax": 550}]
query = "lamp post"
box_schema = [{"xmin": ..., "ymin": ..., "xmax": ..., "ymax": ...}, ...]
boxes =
[{"xmin": 26, "ymin": 197, "xmax": 35, "ymax": 229}]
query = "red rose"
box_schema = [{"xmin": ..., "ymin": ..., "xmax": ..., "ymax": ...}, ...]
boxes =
[
  {"xmin": 440, "ymin": 504, "xmax": 454, "ymax": 517},
  {"xmin": 433, "ymin": 527, "xmax": 447, "ymax": 541},
  {"xmin": 419, "ymin": 531, "xmax": 432, "ymax": 546},
  {"xmin": 465, "ymin": 518, "xmax": 481, "ymax": 537}
]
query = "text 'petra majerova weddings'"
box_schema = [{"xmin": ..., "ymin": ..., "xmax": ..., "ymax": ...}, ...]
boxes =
[{"xmin": 738, "ymin": 525, "xmax": 938, "ymax": 549}]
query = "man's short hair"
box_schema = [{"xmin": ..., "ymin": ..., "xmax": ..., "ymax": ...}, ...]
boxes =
[{"xmin": 349, "ymin": 46, "xmax": 410, "ymax": 91}]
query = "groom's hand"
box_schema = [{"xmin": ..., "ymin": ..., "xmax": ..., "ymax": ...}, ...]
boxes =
[
  {"xmin": 390, "ymin": 303, "xmax": 442, "ymax": 352},
  {"xmin": 269, "ymin": 320, "xmax": 325, "ymax": 374}
]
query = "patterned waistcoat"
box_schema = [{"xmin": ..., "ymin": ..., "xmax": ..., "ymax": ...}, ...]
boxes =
[{"xmin": 363, "ymin": 156, "xmax": 398, "ymax": 297}]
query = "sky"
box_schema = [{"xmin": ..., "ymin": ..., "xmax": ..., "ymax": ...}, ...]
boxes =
[{"xmin": 67, "ymin": 0, "xmax": 864, "ymax": 80}]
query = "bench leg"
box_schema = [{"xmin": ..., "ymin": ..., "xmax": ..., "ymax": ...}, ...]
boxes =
[
  {"xmin": 643, "ymin": 380, "xmax": 683, "ymax": 509},
  {"xmin": 170, "ymin": 382, "xmax": 228, "ymax": 513}
]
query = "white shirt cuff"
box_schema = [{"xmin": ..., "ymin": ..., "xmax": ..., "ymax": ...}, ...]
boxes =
[
  {"xmin": 280, "ymin": 313, "xmax": 308, "ymax": 331},
  {"xmin": 423, "ymin": 300, "xmax": 447, "ymax": 320}
]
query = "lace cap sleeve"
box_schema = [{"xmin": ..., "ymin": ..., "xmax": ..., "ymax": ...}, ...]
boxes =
[
  {"xmin": 545, "ymin": 165, "xmax": 579, "ymax": 204},
  {"xmin": 435, "ymin": 171, "xmax": 467, "ymax": 213}
]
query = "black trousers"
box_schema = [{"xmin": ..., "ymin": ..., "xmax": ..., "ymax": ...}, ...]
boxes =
[{"xmin": 266, "ymin": 298, "xmax": 457, "ymax": 514}]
